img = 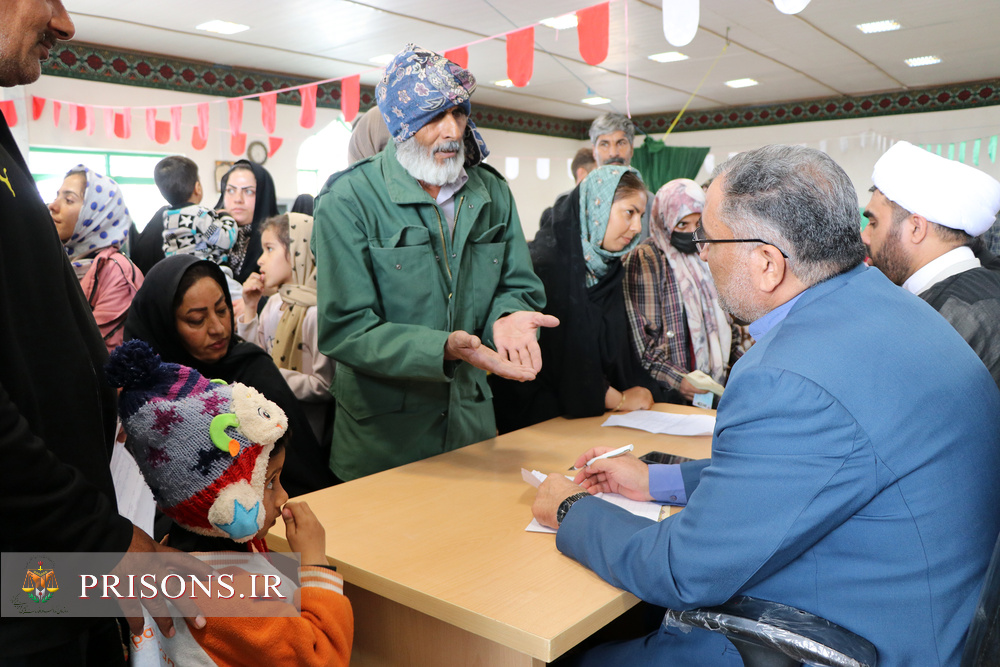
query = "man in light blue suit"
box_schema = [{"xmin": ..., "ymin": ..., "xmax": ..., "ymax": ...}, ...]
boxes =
[{"xmin": 533, "ymin": 145, "xmax": 1000, "ymax": 666}]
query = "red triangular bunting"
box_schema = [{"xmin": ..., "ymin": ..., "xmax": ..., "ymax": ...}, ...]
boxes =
[
  {"xmin": 0, "ymin": 100, "xmax": 17, "ymax": 127},
  {"xmin": 577, "ymin": 2, "xmax": 610, "ymax": 66},
  {"xmin": 506, "ymin": 27, "xmax": 534, "ymax": 87},
  {"xmin": 71, "ymin": 104, "xmax": 86, "ymax": 131},
  {"xmin": 145, "ymin": 108, "xmax": 157, "ymax": 142},
  {"xmin": 154, "ymin": 119, "xmax": 171, "ymax": 144},
  {"xmin": 114, "ymin": 110, "xmax": 131, "ymax": 139},
  {"xmin": 103, "ymin": 108, "xmax": 114, "ymax": 138},
  {"xmin": 53, "ymin": 101, "xmax": 61, "ymax": 127},
  {"xmin": 444, "ymin": 47, "xmax": 469, "ymax": 69},
  {"xmin": 171, "ymin": 106, "xmax": 182, "ymax": 141},
  {"xmin": 197, "ymin": 103, "xmax": 209, "ymax": 140},
  {"xmin": 228, "ymin": 98, "xmax": 243, "ymax": 136},
  {"xmin": 260, "ymin": 92, "xmax": 277, "ymax": 134},
  {"xmin": 191, "ymin": 126, "xmax": 208, "ymax": 151},
  {"xmin": 32, "ymin": 96, "xmax": 45, "ymax": 121},
  {"xmin": 85, "ymin": 106, "xmax": 95, "ymax": 135},
  {"xmin": 268, "ymin": 136, "xmax": 283, "ymax": 157},
  {"xmin": 299, "ymin": 84, "xmax": 317, "ymax": 129},
  {"xmin": 341, "ymin": 75, "xmax": 360, "ymax": 123},
  {"xmin": 230, "ymin": 131, "xmax": 247, "ymax": 156}
]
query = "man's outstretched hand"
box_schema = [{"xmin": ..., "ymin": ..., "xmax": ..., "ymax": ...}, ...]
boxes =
[
  {"xmin": 493, "ymin": 311, "xmax": 560, "ymax": 372},
  {"xmin": 444, "ymin": 330, "xmax": 536, "ymax": 381}
]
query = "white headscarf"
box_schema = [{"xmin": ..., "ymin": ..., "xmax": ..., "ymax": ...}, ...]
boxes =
[{"xmin": 61, "ymin": 165, "xmax": 132, "ymax": 274}]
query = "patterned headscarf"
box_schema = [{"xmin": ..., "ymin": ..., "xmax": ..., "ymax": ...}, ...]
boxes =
[
  {"xmin": 61, "ymin": 165, "xmax": 132, "ymax": 272},
  {"xmin": 376, "ymin": 43, "xmax": 489, "ymax": 167},
  {"xmin": 650, "ymin": 178, "xmax": 732, "ymax": 383},
  {"xmin": 270, "ymin": 213, "xmax": 317, "ymax": 373},
  {"xmin": 578, "ymin": 165, "xmax": 644, "ymax": 288}
]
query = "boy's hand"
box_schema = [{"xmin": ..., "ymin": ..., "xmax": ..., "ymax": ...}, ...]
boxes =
[
  {"xmin": 282, "ymin": 502, "xmax": 327, "ymax": 566},
  {"xmin": 240, "ymin": 273, "xmax": 263, "ymax": 321}
]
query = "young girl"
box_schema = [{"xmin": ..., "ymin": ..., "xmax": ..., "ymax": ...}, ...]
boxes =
[
  {"xmin": 239, "ymin": 213, "xmax": 334, "ymax": 443},
  {"xmin": 106, "ymin": 339, "xmax": 352, "ymax": 666}
]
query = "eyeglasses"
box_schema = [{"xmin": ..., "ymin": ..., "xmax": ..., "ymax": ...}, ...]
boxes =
[{"xmin": 693, "ymin": 224, "xmax": 788, "ymax": 258}]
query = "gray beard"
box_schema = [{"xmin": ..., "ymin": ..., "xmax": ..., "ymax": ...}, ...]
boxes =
[
  {"xmin": 716, "ymin": 264, "xmax": 767, "ymax": 324},
  {"xmin": 396, "ymin": 137, "xmax": 465, "ymax": 186}
]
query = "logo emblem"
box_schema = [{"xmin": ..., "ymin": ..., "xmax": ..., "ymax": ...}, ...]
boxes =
[
  {"xmin": 0, "ymin": 168, "xmax": 14, "ymax": 197},
  {"xmin": 22, "ymin": 560, "xmax": 58, "ymax": 603}
]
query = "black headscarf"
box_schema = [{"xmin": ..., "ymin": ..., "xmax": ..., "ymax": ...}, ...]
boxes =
[
  {"xmin": 290, "ymin": 193, "xmax": 314, "ymax": 216},
  {"xmin": 491, "ymin": 185, "xmax": 671, "ymax": 433},
  {"xmin": 124, "ymin": 255, "xmax": 337, "ymax": 496},
  {"xmin": 215, "ymin": 160, "xmax": 279, "ymax": 283}
]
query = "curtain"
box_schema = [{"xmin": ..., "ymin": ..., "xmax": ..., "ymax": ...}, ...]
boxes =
[{"xmin": 631, "ymin": 142, "xmax": 710, "ymax": 193}]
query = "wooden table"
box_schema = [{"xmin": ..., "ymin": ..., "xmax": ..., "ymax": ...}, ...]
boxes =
[{"xmin": 268, "ymin": 404, "xmax": 713, "ymax": 666}]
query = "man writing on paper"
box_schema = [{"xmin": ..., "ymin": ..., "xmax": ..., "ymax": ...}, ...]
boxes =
[
  {"xmin": 532, "ymin": 145, "xmax": 1000, "ymax": 666},
  {"xmin": 862, "ymin": 140, "xmax": 1000, "ymax": 389},
  {"xmin": 314, "ymin": 44, "xmax": 555, "ymax": 481}
]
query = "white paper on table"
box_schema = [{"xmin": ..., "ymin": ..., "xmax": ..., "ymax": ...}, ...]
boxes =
[
  {"xmin": 602, "ymin": 410, "xmax": 715, "ymax": 436},
  {"xmin": 521, "ymin": 469, "xmax": 665, "ymax": 533}
]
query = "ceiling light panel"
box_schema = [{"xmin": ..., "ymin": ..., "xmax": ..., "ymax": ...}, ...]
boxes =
[
  {"xmin": 905, "ymin": 56, "xmax": 941, "ymax": 67},
  {"xmin": 581, "ymin": 96, "xmax": 611, "ymax": 105},
  {"xmin": 195, "ymin": 20, "xmax": 249, "ymax": 35},
  {"xmin": 540, "ymin": 14, "xmax": 578, "ymax": 30},
  {"xmin": 725, "ymin": 78, "xmax": 759, "ymax": 88},
  {"xmin": 648, "ymin": 51, "xmax": 689, "ymax": 63},
  {"xmin": 856, "ymin": 20, "xmax": 901, "ymax": 34}
]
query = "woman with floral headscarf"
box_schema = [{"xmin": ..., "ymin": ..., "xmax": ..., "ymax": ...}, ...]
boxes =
[
  {"xmin": 491, "ymin": 165, "xmax": 670, "ymax": 434},
  {"xmin": 238, "ymin": 212, "xmax": 334, "ymax": 443},
  {"xmin": 623, "ymin": 178, "xmax": 748, "ymax": 405},
  {"xmin": 49, "ymin": 165, "xmax": 143, "ymax": 354}
]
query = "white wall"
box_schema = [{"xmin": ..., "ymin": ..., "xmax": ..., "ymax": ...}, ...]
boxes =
[
  {"xmin": 477, "ymin": 127, "xmax": 586, "ymax": 240},
  {"xmin": 639, "ymin": 105, "xmax": 1000, "ymax": 206}
]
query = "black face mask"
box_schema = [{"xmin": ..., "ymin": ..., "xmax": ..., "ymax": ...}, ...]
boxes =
[{"xmin": 670, "ymin": 230, "xmax": 698, "ymax": 255}]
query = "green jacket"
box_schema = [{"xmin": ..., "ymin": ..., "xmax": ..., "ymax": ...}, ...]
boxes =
[{"xmin": 313, "ymin": 142, "xmax": 546, "ymax": 480}]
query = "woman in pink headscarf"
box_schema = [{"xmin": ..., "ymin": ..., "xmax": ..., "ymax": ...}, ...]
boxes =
[{"xmin": 622, "ymin": 178, "xmax": 750, "ymax": 405}]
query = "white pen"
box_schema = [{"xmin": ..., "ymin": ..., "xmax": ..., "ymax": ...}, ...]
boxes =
[{"xmin": 569, "ymin": 444, "xmax": 634, "ymax": 471}]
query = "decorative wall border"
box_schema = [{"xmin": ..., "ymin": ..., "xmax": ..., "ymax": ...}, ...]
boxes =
[
  {"xmin": 40, "ymin": 42, "xmax": 587, "ymax": 139},
  {"xmin": 41, "ymin": 42, "xmax": 1000, "ymax": 140},
  {"xmin": 633, "ymin": 78, "xmax": 1000, "ymax": 135}
]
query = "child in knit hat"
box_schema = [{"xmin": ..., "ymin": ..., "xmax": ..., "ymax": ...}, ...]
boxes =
[{"xmin": 107, "ymin": 339, "xmax": 352, "ymax": 666}]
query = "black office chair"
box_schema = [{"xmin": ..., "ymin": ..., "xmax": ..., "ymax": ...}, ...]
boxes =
[{"xmin": 664, "ymin": 529, "xmax": 1000, "ymax": 667}]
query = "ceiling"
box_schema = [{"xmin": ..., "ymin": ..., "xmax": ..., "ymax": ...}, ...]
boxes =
[{"xmin": 64, "ymin": 0, "xmax": 1000, "ymax": 121}]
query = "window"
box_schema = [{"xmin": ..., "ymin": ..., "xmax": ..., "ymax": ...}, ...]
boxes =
[
  {"xmin": 30, "ymin": 147, "xmax": 171, "ymax": 232},
  {"xmin": 296, "ymin": 118, "xmax": 352, "ymax": 197}
]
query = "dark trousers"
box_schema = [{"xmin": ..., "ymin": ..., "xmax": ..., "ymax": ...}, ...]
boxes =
[{"xmin": 553, "ymin": 603, "xmax": 745, "ymax": 666}]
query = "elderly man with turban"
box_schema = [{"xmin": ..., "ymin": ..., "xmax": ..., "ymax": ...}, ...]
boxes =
[
  {"xmin": 313, "ymin": 44, "xmax": 556, "ymax": 481},
  {"xmin": 863, "ymin": 141, "xmax": 1000, "ymax": 388}
]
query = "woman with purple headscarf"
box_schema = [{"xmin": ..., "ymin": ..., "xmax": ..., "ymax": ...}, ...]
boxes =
[{"xmin": 623, "ymin": 178, "xmax": 749, "ymax": 404}]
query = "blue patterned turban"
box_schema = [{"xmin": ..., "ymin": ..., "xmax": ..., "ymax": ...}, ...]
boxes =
[{"xmin": 376, "ymin": 44, "xmax": 489, "ymax": 167}]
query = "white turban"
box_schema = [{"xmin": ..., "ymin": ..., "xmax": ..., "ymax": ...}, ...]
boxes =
[{"xmin": 871, "ymin": 141, "xmax": 1000, "ymax": 236}]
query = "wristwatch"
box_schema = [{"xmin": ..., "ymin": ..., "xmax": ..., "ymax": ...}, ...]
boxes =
[{"xmin": 556, "ymin": 492, "xmax": 590, "ymax": 526}]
